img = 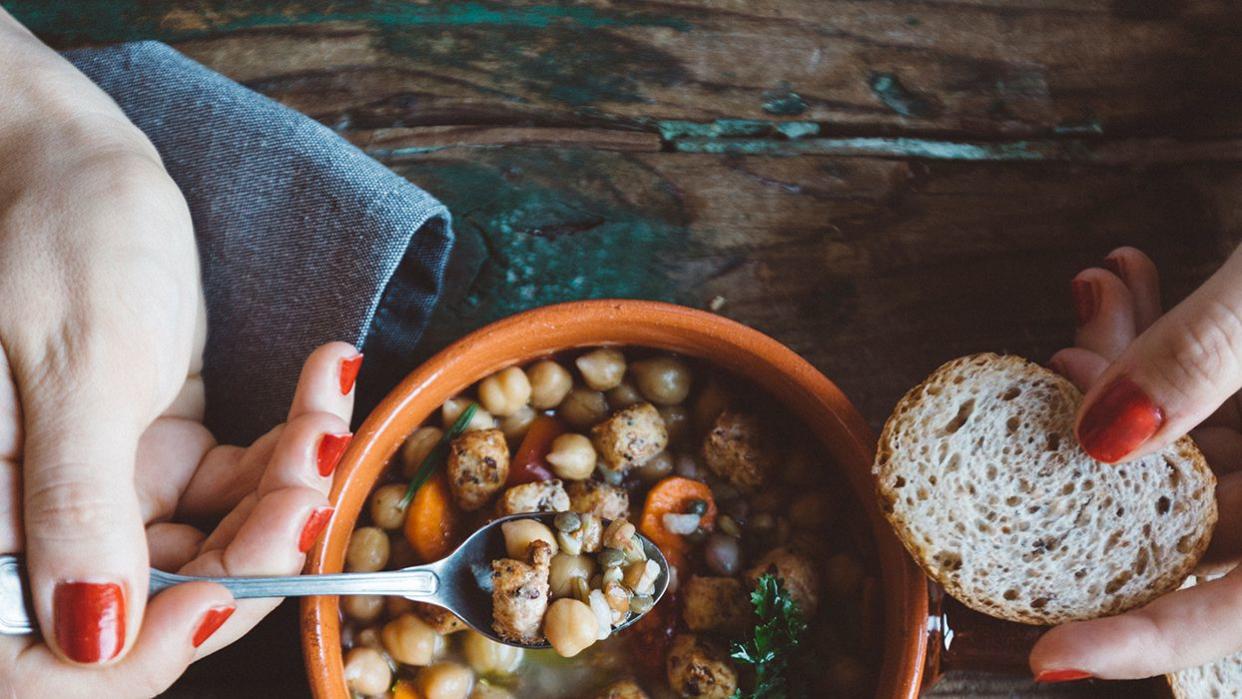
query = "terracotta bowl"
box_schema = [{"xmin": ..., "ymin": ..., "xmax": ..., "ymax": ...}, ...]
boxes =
[{"xmin": 301, "ymin": 299, "xmax": 929, "ymax": 698}]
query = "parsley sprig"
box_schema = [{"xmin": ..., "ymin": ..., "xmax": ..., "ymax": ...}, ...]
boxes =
[
  {"xmin": 398, "ymin": 403, "xmax": 477, "ymax": 508},
  {"xmin": 729, "ymin": 572, "xmax": 807, "ymax": 699}
]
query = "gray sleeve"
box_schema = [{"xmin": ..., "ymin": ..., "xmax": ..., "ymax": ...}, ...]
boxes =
[{"xmin": 65, "ymin": 41, "xmax": 453, "ymax": 444}]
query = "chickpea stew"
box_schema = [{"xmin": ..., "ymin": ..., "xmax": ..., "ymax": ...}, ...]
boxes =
[{"xmin": 340, "ymin": 347, "xmax": 881, "ymax": 699}]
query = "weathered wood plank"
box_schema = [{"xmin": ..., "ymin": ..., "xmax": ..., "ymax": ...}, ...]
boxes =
[
  {"xmin": 391, "ymin": 145, "xmax": 1237, "ymax": 426},
  {"xmin": 12, "ymin": 0, "xmax": 1242, "ymax": 140}
]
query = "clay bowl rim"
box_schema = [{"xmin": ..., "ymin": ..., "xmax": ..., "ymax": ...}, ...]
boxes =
[{"xmin": 301, "ymin": 299, "xmax": 928, "ymax": 698}]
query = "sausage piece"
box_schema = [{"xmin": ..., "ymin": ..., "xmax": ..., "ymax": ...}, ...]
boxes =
[
  {"xmin": 496, "ymin": 479, "xmax": 571, "ymax": 515},
  {"xmin": 591, "ymin": 403, "xmax": 667, "ymax": 474},
  {"xmin": 681, "ymin": 576, "xmax": 751, "ymax": 633},
  {"xmin": 447, "ymin": 428, "xmax": 510, "ymax": 511},
  {"xmin": 665, "ymin": 634, "xmax": 738, "ymax": 699},
  {"xmin": 700, "ymin": 411, "xmax": 776, "ymax": 490},
  {"xmin": 491, "ymin": 539, "xmax": 553, "ymax": 643},
  {"xmin": 567, "ymin": 479, "xmax": 630, "ymax": 520},
  {"xmin": 745, "ymin": 546, "xmax": 821, "ymax": 617}
]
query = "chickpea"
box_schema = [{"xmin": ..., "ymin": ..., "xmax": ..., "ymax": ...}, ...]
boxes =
[
  {"xmin": 442, "ymin": 398, "xmax": 497, "ymax": 432},
  {"xmin": 416, "ymin": 661, "xmax": 475, "ymax": 699},
  {"xmin": 658, "ymin": 405, "xmax": 690, "ymax": 445},
  {"xmin": 355, "ymin": 627, "xmax": 383, "ymax": 649},
  {"xmin": 545, "ymin": 433, "xmax": 597, "ymax": 480},
  {"xmin": 543, "ymin": 598, "xmax": 599, "ymax": 658},
  {"xmin": 386, "ymin": 595, "xmax": 415, "ymax": 617},
  {"xmin": 343, "ymin": 647, "xmax": 392, "ymax": 696},
  {"xmin": 606, "ymin": 377, "xmax": 643, "ymax": 410},
  {"xmin": 558, "ymin": 387, "xmax": 609, "ymax": 430},
  {"xmin": 347, "ymin": 527, "xmax": 390, "ymax": 572},
  {"xmin": 370, "ymin": 483, "xmax": 409, "ymax": 530},
  {"xmin": 462, "ymin": 631, "xmax": 524, "ymax": 676},
  {"xmin": 477, "ymin": 367, "xmax": 532, "ymax": 417},
  {"xmin": 525, "ymin": 360, "xmax": 572, "ymax": 409},
  {"xmin": 499, "ymin": 405, "xmax": 537, "ymax": 443},
  {"xmin": 548, "ymin": 553, "xmax": 597, "ymax": 598},
  {"xmin": 692, "ymin": 376, "xmax": 731, "ymax": 433},
  {"xmin": 635, "ymin": 451, "xmax": 675, "ymax": 483},
  {"xmin": 825, "ymin": 553, "xmax": 865, "ymax": 599},
  {"xmin": 790, "ymin": 491, "xmax": 833, "ymax": 530},
  {"xmin": 342, "ymin": 594, "xmax": 384, "ymax": 623},
  {"xmin": 381, "ymin": 613, "xmax": 444, "ymax": 666},
  {"xmin": 575, "ymin": 348, "xmax": 627, "ymax": 391},
  {"xmin": 500, "ymin": 519, "xmax": 558, "ymax": 559},
  {"xmin": 470, "ymin": 682, "xmax": 515, "ymax": 699},
  {"xmin": 631, "ymin": 356, "xmax": 691, "ymax": 406},
  {"xmin": 401, "ymin": 426, "xmax": 444, "ymax": 477}
]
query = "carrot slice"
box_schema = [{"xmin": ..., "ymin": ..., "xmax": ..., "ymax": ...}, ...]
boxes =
[
  {"xmin": 404, "ymin": 472, "xmax": 458, "ymax": 562},
  {"xmin": 639, "ymin": 476, "xmax": 717, "ymax": 568},
  {"xmin": 392, "ymin": 681, "xmax": 420, "ymax": 699},
  {"xmin": 508, "ymin": 415, "xmax": 565, "ymax": 485}
]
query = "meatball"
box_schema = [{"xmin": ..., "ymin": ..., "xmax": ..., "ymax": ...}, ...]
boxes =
[
  {"xmin": 681, "ymin": 576, "xmax": 751, "ymax": 633},
  {"xmin": 700, "ymin": 411, "xmax": 777, "ymax": 490},
  {"xmin": 496, "ymin": 480, "xmax": 571, "ymax": 515},
  {"xmin": 567, "ymin": 479, "xmax": 630, "ymax": 521},
  {"xmin": 447, "ymin": 429, "xmax": 510, "ymax": 511},
  {"xmin": 492, "ymin": 539, "xmax": 553, "ymax": 644},
  {"xmin": 413, "ymin": 601, "xmax": 468, "ymax": 635},
  {"xmin": 665, "ymin": 634, "xmax": 738, "ymax": 699},
  {"xmin": 745, "ymin": 547, "xmax": 821, "ymax": 617},
  {"xmin": 592, "ymin": 679, "xmax": 651, "ymax": 699},
  {"xmin": 591, "ymin": 403, "xmax": 668, "ymax": 474}
]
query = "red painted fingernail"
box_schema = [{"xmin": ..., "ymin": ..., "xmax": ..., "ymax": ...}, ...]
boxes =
[
  {"xmin": 54, "ymin": 581, "xmax": 125, "ymax": 663},
  {"xmin": 1103, "ymin": 255, "xmax": 1124, "ymax": 278},
  {"xmin": 1035, "ymin": 669, "xmax": 1093, "ymax": 683},
  {"xmin": 1071, "ymin": 279, "xmax": 1096, "ymax": 326},
  {"xmin": 1078, "ymin": 377, "xmax": 1164, "ymax": 463},
  {"xmin": 339, "ymin": 354, "xmax": 363, "ymax": 395},
  {"xmin": 192, "ymin": 605, "xmax": 236, "ymax": 648},
  {"xmin": 299, "ymin": 507, "xmax": 334, "ymax": 553},
  {"xmin": 317, "ymin": 433, "xmax": 352, "ymax": 477}
]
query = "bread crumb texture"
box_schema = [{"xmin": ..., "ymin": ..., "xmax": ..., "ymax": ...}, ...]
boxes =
[{"xmin": 875, "ymin": 353, "xmax": 1217, "ymax": 625}]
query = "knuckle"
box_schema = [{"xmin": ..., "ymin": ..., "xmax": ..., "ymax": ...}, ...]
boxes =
[
  {"xmin": 1157, "ymin": 300, "xmax": 1242, "ymax": 397},
  {"xmin": 24, "ymin": 468, "xmax": 125, "ymax": 541}
]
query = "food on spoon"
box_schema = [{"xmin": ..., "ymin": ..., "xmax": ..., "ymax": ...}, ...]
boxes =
[
  {"xmin": 875, "ymin": 352, "xmax": 1217, "ymax": 624},
  {"xmin": 339, "ymin": 347, "xmax": 881, "ymax": 697},
  {"xmin": 491, "ymin": 539, "xmax": 553, "ymax": 644}
]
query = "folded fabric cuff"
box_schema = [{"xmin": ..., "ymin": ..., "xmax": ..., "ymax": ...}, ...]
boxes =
[{"xmin": 64, "ymin": 41, "xmax": 453, "ymax": 444}]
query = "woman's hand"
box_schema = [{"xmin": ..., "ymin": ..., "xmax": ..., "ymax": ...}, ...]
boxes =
[
  {"xmin": 0, "ymin": 11, "xmax": 361, "ymax": 695},
  {"xmin": 1031, "ymin": 246, "xmax": 1242, "ymax": 680},
  {"xmin": 0, "ymin": 342, "xmax": 357, "ymax": 696}
]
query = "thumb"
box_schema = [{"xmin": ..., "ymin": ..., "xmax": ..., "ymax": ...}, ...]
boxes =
[
  {"xmin": 1077, "ymin": 246, "xmax": 1242, "ymax": 463},
  {"xmin": 20, "ymin": 369, "xmax": 151, "ymax": 665}
]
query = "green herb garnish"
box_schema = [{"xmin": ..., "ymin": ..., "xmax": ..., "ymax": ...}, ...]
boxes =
[
  {"xmin": 398, "ymin": 403, "xmax": 478, "ymax": 508},
  {"xmin": 729, "ymin": 572, "xmax": 807, "ymax": 699}
]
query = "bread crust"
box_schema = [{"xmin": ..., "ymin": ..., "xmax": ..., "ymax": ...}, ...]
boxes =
[{"xmin": 875, "ymin": 353, "xmax": 1217, "ymax": 625}]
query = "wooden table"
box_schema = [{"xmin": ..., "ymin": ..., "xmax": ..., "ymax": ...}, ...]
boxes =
[{"xmin": 13, "ymin": 1, "xmax": 1240, "ymax": 696}]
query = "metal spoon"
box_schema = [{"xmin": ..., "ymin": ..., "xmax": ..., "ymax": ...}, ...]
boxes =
[{"xmin": 0, "ymin": 512, "xmax": 670, "ymax": 648}]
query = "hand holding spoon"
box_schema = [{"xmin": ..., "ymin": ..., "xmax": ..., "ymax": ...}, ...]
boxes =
[{"xmin": 0, "ymin": 512, "xmax": 670, "ymax": 649}]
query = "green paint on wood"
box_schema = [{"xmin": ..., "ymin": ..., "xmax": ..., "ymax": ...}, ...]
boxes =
[
  {"xmin": 8, "ymin": 0, "xmax": 690, "ymax": 44},
  {"xmin": 868, "ymin": 72, "xmax": 940, "ymax": 119},
  {"xmin": 390, "ymin": 150, "xmax": 693, "ymax": 355},
  {"xmin": 655, "ymin": 119, "xmax": 819, "ymax": 141},
  {"xmin": 670, "ymin": 136, "xmax": 1064, "ymax": 160},
  {"xmin": 761, "ymin": 85, "xmax": 808, "ymax": 116}
]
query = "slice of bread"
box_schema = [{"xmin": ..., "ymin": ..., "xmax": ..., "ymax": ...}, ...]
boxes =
[
  {"xmin": 1167, "ymin": 575, "xmax": 1242, "ymax": 699},
  {"xmin": 874, "ymin": 353, "xmax": 1217, "ymax": 625}
]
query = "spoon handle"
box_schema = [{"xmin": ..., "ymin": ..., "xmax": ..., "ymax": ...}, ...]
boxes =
[
  {"xmin": 0, "ymin": 554, "xmax": 440, "ymax": 635},
  {"xmin": 148, "ymin": 567, "xmax": 440, "ymax": 598}
]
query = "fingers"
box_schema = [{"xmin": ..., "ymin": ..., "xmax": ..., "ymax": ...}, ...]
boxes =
[
  {"xmin": 1048, "ymin": 348, "xmax": 1110, "ymax": 394},
  {"xmin": 146, "ymin": 522, "xmax": 205, "ymax": 572},
  {"xmin": 258, "ymin": 412, "xmax": 350, "ymax": 495},
  {"xmin": 1072, "ymin": 267, "xmax": 1137, "ymax": 361},
  {"xmin": 1074, "ymin": 245, "xmax": 1242, "ymax": 463},
  {"xmin": 179, "ymin": 486, "xmax": 332, "ymax": 654},
  {"xmin": 1104, "ymin": 247, "xmax": 1163, "ymax": 332},
  {"xmin": 287, "ymin": 341, "xmax": 360, "ymax": 425},
  {"xmin": 176, "ymin": 433, "xmax": 274, "ymax": 520},
  {"xmin": 1204, "ymin": 471, "xmax": 1242, "ymax": 566},
  {"xmin": 16, "ymin": 581, "xmax": 235, "ymax": 698},
  {"xmin": 1030, "ymin": 568, "xmax": 1242, "ymax": 680},
  {"xmin": 134, "ymin": 417, "xmax": 215, "ymax": 523},
  {"xmin": 22, "ymin": 417, "xmax": 149, "ymax": 666}
]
